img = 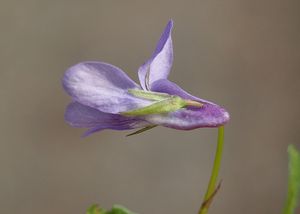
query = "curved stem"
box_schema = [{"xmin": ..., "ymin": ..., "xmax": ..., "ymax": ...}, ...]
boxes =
[{"xmin": 198, "ymin": 126, "xmax": 225, "ymax": 214}]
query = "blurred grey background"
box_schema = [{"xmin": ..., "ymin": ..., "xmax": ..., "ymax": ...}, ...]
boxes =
[{"xmin": 1, "ymin": 0, "xmax": 299, "ymax": 213}]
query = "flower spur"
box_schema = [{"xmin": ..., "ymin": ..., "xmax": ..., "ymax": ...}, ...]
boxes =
[{"xmin": 62, "ymin": 20, "xmax": 229, "ymax": 136}]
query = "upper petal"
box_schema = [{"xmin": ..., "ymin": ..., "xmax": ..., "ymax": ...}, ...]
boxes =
[
  {"xmin": 63, "ymin": 61, "xmax": 152, "ymax": 114},
  {"xmin": 138, "ymin": 20, "xmax": 173, "ymax": 90}
]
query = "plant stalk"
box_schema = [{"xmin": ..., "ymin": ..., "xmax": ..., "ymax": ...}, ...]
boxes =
[{"xmin": 198, "ymin": 126, "xmax": 225, "ymax": 214}]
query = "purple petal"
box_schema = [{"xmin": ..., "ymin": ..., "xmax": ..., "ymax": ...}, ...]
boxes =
[
  {"xmin": 65, "ymin": 102, "xmax": 150, "ymax": 136},
  {"xmin": 151, "ymin": 79, "xmax": 215, "ymax": 105},
  {"xmin": 143, "ymin": 104, "xmax": 230, "ymax": 130},
  {"xmin": 138, "ymin": 20, "xmax": 173, "ymax": 90},
  {"xmin": 149, "ymin": 79, "xmax": 230, "ymax": 129},
  {"xmin": 63, "ymin": 61, "xmax": 152, "ymax": 114}
]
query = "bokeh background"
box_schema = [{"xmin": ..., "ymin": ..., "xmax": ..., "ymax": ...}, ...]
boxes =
[{"xmin": 1, "ymin": 0, "xmax": 299, "ymax": 213}]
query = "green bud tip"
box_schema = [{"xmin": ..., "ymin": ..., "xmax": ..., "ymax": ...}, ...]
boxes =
[{"xmin": 185, "ymin": 100, "xmax": 204, "ymax": 108}]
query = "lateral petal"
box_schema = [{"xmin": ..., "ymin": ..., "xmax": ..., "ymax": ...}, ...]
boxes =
[
  {"xmin": 151, "ymin": 79, "xmax": 215, "ymax": 104},
  {"xmin": 65, "ymin": 102, "xmax": 150, "ymax": 136}
]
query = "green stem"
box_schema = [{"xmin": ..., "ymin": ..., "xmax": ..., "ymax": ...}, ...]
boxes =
[
  {"xmin": 198, "ymin": 126, "xmax": 225, "ymax": 214},
  {"xmin": 283, "ymin": 145, "xmax": 300, "ymax": 214}
]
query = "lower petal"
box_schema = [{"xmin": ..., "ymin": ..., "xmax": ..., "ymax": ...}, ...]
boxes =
[
  {"xmin": 143, "ymin": 104, "xmax": 230, "ymax": 130},
  {"xmin": 150, "ymin": 79, "xmax": 230, "ymax": 129}
]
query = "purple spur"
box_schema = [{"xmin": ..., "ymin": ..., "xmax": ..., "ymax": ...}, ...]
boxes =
[{"xmin": 62, "ymin": 20, "xmax": 229, "ymax": 136}]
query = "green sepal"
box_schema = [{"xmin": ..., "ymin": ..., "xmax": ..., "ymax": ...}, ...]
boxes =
[
  {"xmin": 121, "ymin": 96, "xmax": 186, "ymax": 116},
  {"xmin": 283, "ymin": 145, "xmax": 300, "ymax": 214},
  {"xmin": 128, "ymin": 89, "xmax": 172, "ymax": 101},
  {"xmin": 126, "ymin": 125, "xmax": 157, "ymax": 136}
]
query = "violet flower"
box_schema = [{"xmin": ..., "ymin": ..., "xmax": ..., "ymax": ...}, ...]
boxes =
[{"xmin": 62, "ymin": 20, "xmax": 229, "ymax": 136}]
